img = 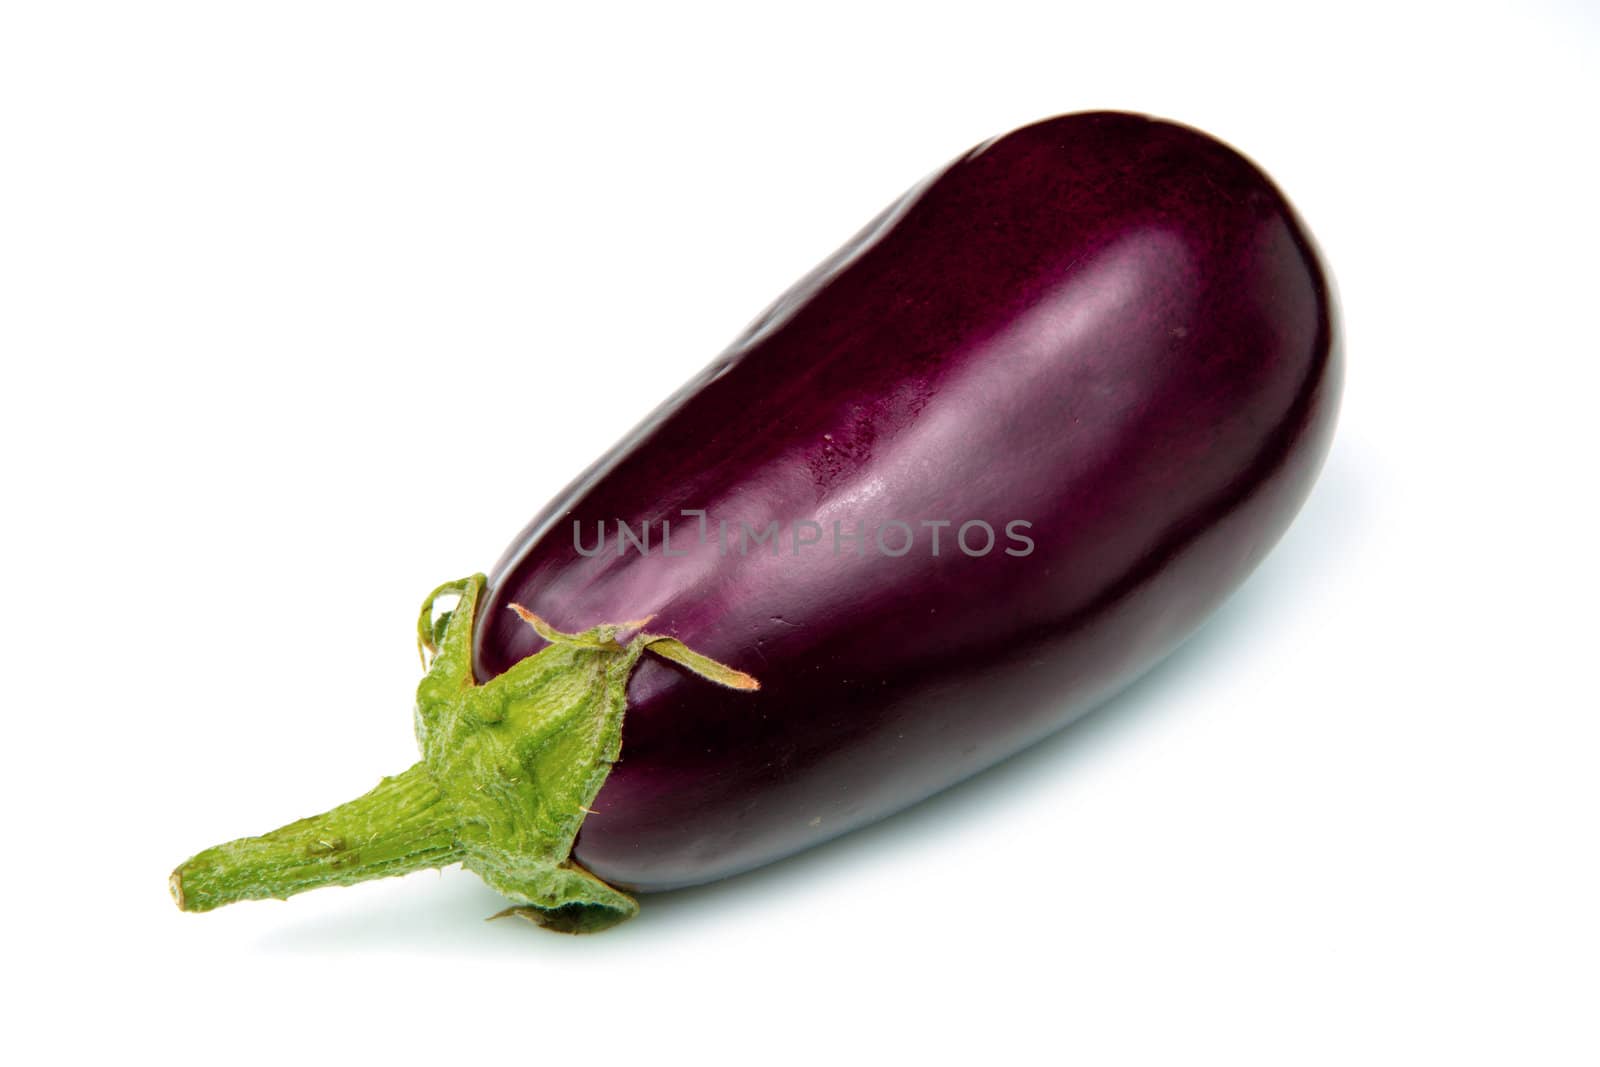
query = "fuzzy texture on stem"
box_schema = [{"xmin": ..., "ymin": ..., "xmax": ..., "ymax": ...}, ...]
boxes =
[{"xmin": 170, "ymin": 574, "xmax": 759, "ymax": 933}]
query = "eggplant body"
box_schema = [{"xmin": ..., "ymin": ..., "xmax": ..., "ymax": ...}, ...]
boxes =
[{"xmin": 476, "ymin": 112, "xmax": 1341, "ymax": 892}]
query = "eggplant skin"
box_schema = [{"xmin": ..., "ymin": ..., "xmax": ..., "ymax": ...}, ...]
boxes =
[{"xmin": 475, "ymin": 112, "xmax": 1341, "ymax": 892}]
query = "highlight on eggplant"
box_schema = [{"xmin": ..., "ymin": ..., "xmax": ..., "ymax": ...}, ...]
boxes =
[{"xmin": 171, "ymin": 110, "xmax": 1341, "ymax": 932}]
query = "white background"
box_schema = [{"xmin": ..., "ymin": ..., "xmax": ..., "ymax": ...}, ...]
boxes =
[{"xmin": 2, "ymin": 1, "xmax": 1595, "ymax": 1063}]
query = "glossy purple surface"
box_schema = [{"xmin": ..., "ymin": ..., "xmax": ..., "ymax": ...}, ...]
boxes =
[{"xmin": 476, "ymin": 112, "xmax": 1341, "ymax": 892}]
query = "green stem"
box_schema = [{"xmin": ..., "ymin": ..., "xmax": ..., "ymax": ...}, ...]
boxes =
[
  {"xmin": 171, "ymin": 574, "xmax": 759, "ymax": 932},
  {"xmin": 170, "ymin": 762, "xmax": 462, "ymax": 912}
]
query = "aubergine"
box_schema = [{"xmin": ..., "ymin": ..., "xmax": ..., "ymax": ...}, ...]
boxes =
[{"xmin": 172, "ymin": 111, "xmax": 1341, "ymax": 933}]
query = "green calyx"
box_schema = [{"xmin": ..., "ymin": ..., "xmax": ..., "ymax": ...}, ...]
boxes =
[{"xmin": 170, "ymin": 574, "xmax": 758, "ymax": 934}]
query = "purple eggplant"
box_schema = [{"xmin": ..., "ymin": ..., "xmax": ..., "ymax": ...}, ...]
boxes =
[{"xmin": 172, "ymin": 111, "xmax": 1340, "ymax": 932}]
